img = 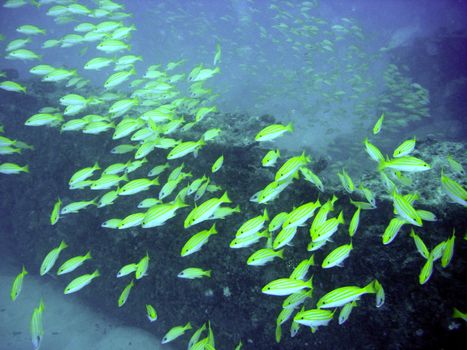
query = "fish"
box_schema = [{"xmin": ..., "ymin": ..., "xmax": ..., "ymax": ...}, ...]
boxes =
[
  {"xmin": 69, "ymin": 162, "xmax": 100, "ymax": 186},
  {"xmin": 321, "ymin": 242, "xmax": 353, "ymax": 268},
  {"xmin": 30, "ymin": 299, "xmax": 45, "ymax": 350},
  {"xmin": 338, "ymin": 301, "xmax": 357, "ymax": 325},
  {"xmin": 167, "ymin": 139, "xmax": 205, "ymax": 160},
  {"xmin": 6, "ymin": 48, "xmax": 41, "ymax": 60},
  {"xmin": 392, "ymin": 190, "xmax": 422, "ymax": 226},
  {"xmin": 317, "ymin": 281, "xmax": 376, "ymax": 308},
  {"xmin": 255, "ymin": 123, "xmax": 293, "ymax": 142},
  {"xmin": 146, "ymin": 304, "xmax": 158, "ymax": 322},
  {"xmin": 441, "ymin": 230, "xmax": 455, "ymax": 268},
  {"xmin": 181, "ymin": 224, "xmax": 217, "ymax": 257},
  {"xmin": 211, "ymin": 155, "xmax": 224, "ymax": 173},
  {"xmin": 393, "ymin": 137, "xmax": 416, "ymax": 157},
  {"xmin": 348, "ymin": 207, "xmax": 361, "ymax": 237},
  {"xmin": 289, "ymin": 256, "xmax": 314, "ymax": 280},
  {"xmin": 410, "ymin": 229, "xmax": 429, "ymax": 259},
  {"xmin": 299, "ymin": 167, "xmax": 324, "ymax": 191},
  {"xmin": 262, "ymin": 277, "xmax": 313, "ymax": 296},
  {"xmin": 372, "ymin": 113, "xmax": 384, "ymax": 134},
  {"xmin": 118, "ymin": 178, "xmax": 159, "ymax": 196},
  {"xmin": 293, "ymin": 309, "xmax": 334, "ymax": 330},
  {"xmin": 96, "ymin": 39, "xmax": 130, "ymax": 53},
  {"xmin": 57, "ymin": 251, "xmax": 92, "ymax": 275},
  {"xmin": 247, "ymin": 248, "xmax": 284, "ymax": 266},
  {"xmin": 117, "ymin": 263, "xmax": 138, "ymax": 278},
  {"xmin": 178, "ymin": 268, "xmax": 211, "ymax": 279},
  {"xmin": 161, "ymin": 322, "xmax": 192, "ymax": 344},
  {"xmin": 310, "ymin": 211, "xmax": 344, "ymax": 243},
  {"xmin": 262, "ymin": 149, "xmax": 281, "ymax": 167},
  {"xmin": 419, "ymin": 253, "xmax": 434, "ymax": 285},
  {"xmin": 275, "ymin": 152, "xmax": 310, "ymax": 182},
  {"xmin": 236, "ymin": 209, "xmax": 269, "ymax": 238},
  {"xmin": 64, "ymin": 270, "xmax": 100, "ymax": 294},
  {"xmin": 382, "ymin": 217, "xmax": 406, "ymax": 245},
  {"xmin": 0, "ymin": 163, "xmax": 29, "ymax": 175},
  {"xmin": 0, "ymin": 80, "xmax": 27, "ymax": 93},
  {"xmin": 378, "ymin": 156, "xmax": 431, "ymax": 172},
  {"xmin": 142, "ymin": 199, "xmax": 188, "ymax": 228},
  {"xmin": 118, "ymin": 280, "xmax": 134, "ymax": 307},
  {"xmin": 17, "ymin": 24, "xmax": 46, "ymax": 35},
  {"xmin": 61, "ymin": 198, "xmax": 98, "ymax": 214},
  {"xmin": 10, "ymin": 265, "xmax": 27, "ymax": 301},
  {"xmin": 40, "ymin": 240, "xmax": 68, "ymax": 276},
  {"xmin": 184, "ymin": 192, "xmax": 231, "ymax": 228},
  {"xmin": 135, "ymin": 253, "xmax": 149, "ymax": 279},
  {"xmin": 441, "ymin": 171, "xmax": 467, "ymax": 207},
  {"xmin": 282, "ymin": 199, "xmax": 321, "ymax": 229}
]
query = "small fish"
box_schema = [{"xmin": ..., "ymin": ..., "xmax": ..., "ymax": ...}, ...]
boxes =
[
  {"xmin": 30, "ymin": 299, "xmax": 45, "ymax": 350},
  {"xmin": 419, "ymin": 253, "xmax": 434, "ymax": 285},
  {"xmin": 135, "ymin": 253, "xmax": 149, "ymax": 280},
  {"xmin": 118, "ymin": 280, "xmax": 134, "ymax": 307},
  {"xmin": 321, "ymin": 242, "xmax": 353, "ymax": 269},
  {"xmin": 338, "ymin": 301, "xmax": 357, "ymax": 325},
  {"xmin": 236, "ymin": 209, "xmax": 269, "ymax": 238},
  {"xmin": 374, "ymin": 280, "xmax": 385, "ymax": 308},
  {"xmin": 392, "ymin": 190, "xmax": 422, "ymax": 226},
  {"xmin": 64, "ymin": 270, "xmax": 100, "ymax": 294},
  {"xmin": 294, "ymin": 308, "xmax": 334, "ymax": 331},
  {"xmin": 446, "ymin": 155, "xmax": 464, "ymax": 174},
  {"xmin": 378, "ymin": 156, "xmax": 431, "ymax": 172},
  {"xmin": 10, "ymin": 265, "xmax": 27, "ymax": 301},
  {"xmin": 211, "ymin": 155, "xmax": 224, "ymax": 173},
  {"xmin": 317, "ymin": 281, "xmax": 376, "ymax": 308},
  {"xmin": 393, "ymin": 137, "xmax": 416, "ymax": 158},
  {"xmin": 181, "ymin": 224, "xmax": 217, "ymax": 257},
  {"xmin": 146, "ymin": 304, "xmax": 158, "ymax": 322},
  {"xmin": 61, "ymin": 198, "xmax": 98, "ymax": 214},
  {"xmin": 49, "ymin": 198, "xmax": 62, "ymax": 225},
  {"xmin": 177, "ymin": 268, "xmax": 211, "ymax": 279},
  {"xmin": 0, "ymin": 80, "xmax": 26, "ymax": 93},
  {"xmin": 69, "ymin": 162, "xmax": 100, "ymax": 186},
  {"xmin": 441, "ymin": 171, "xmax": 467, "ymax": 207},
  {"xmin": 117, "ymin": 263, "xmax": 138, "ymax": 278},
  {"xmin": 118, "ymin": 178, "xmax": 159, "ymax": 196},
  {"xmin": 161, "ymin": 322, "xmax": 192, "ymax": 344},
  {"xmin": 17, "ymin": 24, "xmax": 46, "ymax": 35},
  {"xmin": 275, "ymin": 152, "xmax": 310, "ymax": 182},
  {"xmin": 441, "ymin": 230, "xmax": 456, "ymax": 268},
  {"xmin": 255, "ymin": 123, "xmax": 293, "ymax": 142},
  {"xmin": 184, "ymin": 192, "xmax": 230, "ymax": 228},
  {"xmin": 410, "ymin": 229, "xmax": 429, "ymax": 259},
  {"xmin": 40, "ymin": 240, "xmax": 68, "ymax": 276},
  {"xmin": 382, "ymin": 217, "xmax": 406, "ymax": 245},
  {"xmin": 57, "ymin": 252, "xmax": 92, "ymax": 275},
  {"xmin": 348, "ymin": 207, "xmax": 361, "ymax": 237},
  {"xmin": 262, "ymin": 149, "xmax": 281, "ymax": 167},
  {"xmin": 247, "ymin": 248, "xmax": 284, "ymax": 266},
  {"xmin": 262, "ymin": 277, "xmax": 313, "ymax": 296},
  {"xmin": 363, "ymin": 137, "xmax": 384, "ymax": 162},
  {"xmin": 373, "ymin": 113, "xmax": 384, "ymax": 134}
]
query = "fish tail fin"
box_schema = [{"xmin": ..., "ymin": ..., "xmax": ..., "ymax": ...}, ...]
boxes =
[
  {"xmin": 22, "ymin": 265, "xmax": 28, "ymax": 275},
  {"xmin": 308, "ymin": 254, "xmax": 315, "ymax": 266},
  {"xmin": 286, "ymin": 122, "xmax": 294, "ymax": 132},
  {"xmin": 22, "ymin": 165, "xmax": 30, "ymax": 173},
  {"xmin": 94, "ymin": 269, "xmax": 101, "ymax": 278},
  {"xmin": 263, "ymin": 208, "xmax": 269, "ymax": 221},
  {"xmin": 85, "ymin": 251, "xmax": 92, "ymax": 259},
  {"xmin": 59, "ymin": 240, "xmax": 68, "ymax": 250},
  {"xmin": 277, "ymin": 249, "xmax": 285, "ymax": 259},
  {"xmin": 220, "ymin": 191, "xmax": 231, "ymax": 204}
]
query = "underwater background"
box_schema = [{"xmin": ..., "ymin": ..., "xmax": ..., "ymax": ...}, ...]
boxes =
[{"xmin": 0, "ymin": 0, "xmax": 466, "ymax": 349}]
